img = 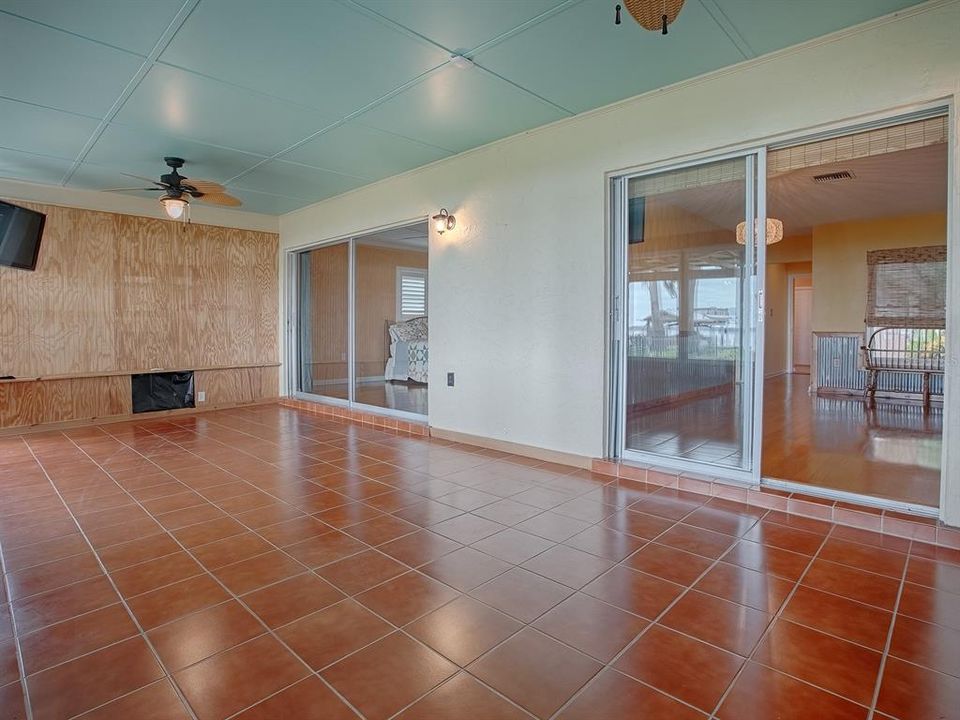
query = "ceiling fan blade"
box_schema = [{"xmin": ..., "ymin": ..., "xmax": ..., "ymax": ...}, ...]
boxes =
[
  {"xmin": 197, "ymin": 192, "xmax": 242, "ymax": 207},
  {"xmin": 120, "ymin": 172, "xmax": 167, "ymax": 188},
  {"xmin": 181, "ymin": 178, "xmax": 224, "ymax": 194},
  {"xmin": 100, "ymin": 186, "xmax": 164, "ymax": 192}
]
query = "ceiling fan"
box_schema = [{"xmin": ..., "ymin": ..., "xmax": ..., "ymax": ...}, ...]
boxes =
[{"xmin": 104, "ymin": 157, "xmax": 242, "ymax": 219}]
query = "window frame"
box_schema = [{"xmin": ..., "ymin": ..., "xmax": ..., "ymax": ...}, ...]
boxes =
[{"xmin": 396, "ymin": 266, "xmax": 428, "ymax": 320}]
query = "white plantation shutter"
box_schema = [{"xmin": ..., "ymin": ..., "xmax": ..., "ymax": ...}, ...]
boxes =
[{"xmin": 397, "ymin": 267, "xmax": 427, "ymax": 319}]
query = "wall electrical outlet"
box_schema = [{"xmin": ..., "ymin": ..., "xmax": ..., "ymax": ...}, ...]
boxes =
[
  {"xmin": 447, "ymin": 372, "xmax": 455, "ymax": 387},
  {"xmin": 197, "ymin": 391, "xmax": 206, "ymax": 402}
]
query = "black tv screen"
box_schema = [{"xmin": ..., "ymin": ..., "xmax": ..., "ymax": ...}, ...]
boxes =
[{"xmin": 0, "ymin": 200, "xmax": 46, "ymax": 271}]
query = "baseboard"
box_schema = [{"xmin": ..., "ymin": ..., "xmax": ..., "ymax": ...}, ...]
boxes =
[
  {"xmin": 0, "ymin": 398, "xmax": 279, "ymax": 437},
  {"xmin": 428, "ymin": 426, "xmax": 594, "ymax": 470}
]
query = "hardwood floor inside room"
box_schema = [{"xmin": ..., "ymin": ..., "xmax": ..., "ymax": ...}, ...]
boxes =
[
  {"xmin": 762, "ymin": 375, "xmax": 941, "ymax": 506},
  {"xmin": 627, "ymin": 374, "xmax": 942, "ymax": 506},
  {"xmin": 313, "ymin": 381, "xmax": 428, "ymax": 416},
  {"xmin": 0, "ymin": 404, "xmax": 956, "ymax": 719}
]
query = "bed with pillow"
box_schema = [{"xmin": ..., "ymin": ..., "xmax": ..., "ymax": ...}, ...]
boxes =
[{"xmin": 385, "ymin": 316, "xmax": 428, "ymax": 384}]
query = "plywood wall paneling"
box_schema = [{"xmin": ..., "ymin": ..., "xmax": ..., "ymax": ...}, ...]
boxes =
[
  {"xmin": 306, "ymin": 242, "xmax": 349, "ymax": 383},
  {"xmin": 2, "ymin": 202, "xmax": 118, "ymax": 376},
  {"xmin": 1, "ymin": 200, "xmax": 279, "ymax": 430},
  {"xmin": 1, "ymin": 201, "xmax": 279, "ymax": 378},
  {"xmin": 195, "ymin": 366, "xmax": 279, "ymax": 406},
  {"xmin": 116, "ymin": 213, "xmax": 178, "ymax": 370},
  {"xmin": 0, "ymin": 376, "xmax": 130, "ymax": 428}
]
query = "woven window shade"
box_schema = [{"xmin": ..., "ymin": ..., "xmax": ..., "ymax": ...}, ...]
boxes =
[
  {"xmin": 628, "ymin": 157, "xmax": 745, "ymax": 198},
  {"xmin": 865, "ymin": 245, "xmax": 946, "ymax": 328},
  {"xmin": 769, "ymin": 116, "xmax": 948, "ymax": 176}
]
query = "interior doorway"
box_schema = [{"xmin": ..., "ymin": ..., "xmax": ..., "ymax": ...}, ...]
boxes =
[
  {"xmin": 790, "ymin": 275, "xmax": 812, "ymax": 373},
  {"xmin": 760, "ymin": 114, "xmax": 947, "ymax": 507}
]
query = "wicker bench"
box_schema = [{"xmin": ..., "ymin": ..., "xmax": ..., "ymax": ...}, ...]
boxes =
[{"xmin": 860, "ymin": 327, "xmax": 945, "ymax": 407}]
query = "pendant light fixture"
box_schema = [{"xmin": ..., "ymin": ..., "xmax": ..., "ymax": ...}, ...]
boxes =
[
  {"xmin": 736, "ymin": 218, "xmax": 784, "ymax": 246},
  {"xmin": 615, "ymin": 0, "xmax": 685, "ymax": 33}
]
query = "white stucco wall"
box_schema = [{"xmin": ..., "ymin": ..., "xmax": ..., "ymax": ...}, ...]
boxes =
[{"xmin": 279, "ymin": 2, "xmax": 960, "ymax": 519}]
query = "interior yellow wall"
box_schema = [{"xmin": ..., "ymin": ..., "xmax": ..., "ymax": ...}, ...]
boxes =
[
  {"xmin": 764, "ymin": 238, "xmax": 812, "ymax": 376},
  {"xmin": 764, "ymin": 264, "xmax": 789, "ymax": 375},
  {"xmin": 812, "ymin": 212, "xmax": 947, "ymax": 332},
  {"xmin": 768, "ymin": 235, "xmax": 812, "ymax": 264}
]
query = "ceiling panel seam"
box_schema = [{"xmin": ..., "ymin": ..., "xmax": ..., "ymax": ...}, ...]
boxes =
[
  {"xmin": 0, "ymin": 94, "xmax": 101, "ymax": 121},
  {"xmin": 59, "ymin": 0, "xmax": 201, "ymax": 186},
  {"xmin": 697, "ymin": 0, "xmax": 755, "ymax": 59},
  {"xmin": 0, "ymin": 143, "xmax": 79, "ymax": 164},
  {"xmin": 0, "ymin": 9, "xmax": 148, "ymax": 58},
  {"xmin": 223, "ymin": 61, "xmax": 456, "ymax": 185},
  {"xmin": 473, "ymin": 64, "xmax": 574, "ymax": 115},
  {"xmin": 342, "ymin": 0, "xmax": 577, "ymax": 113},
  {"xmin": 338, "ymin": 0, "xmax": 456, "ymax": 55},
  {"xmin": 222, "ymin": 0, "xmax": 581, "ymax": 182},
  {"xmin": 467, "ymin": 0, "xmax": 584, "ymax": 56}
]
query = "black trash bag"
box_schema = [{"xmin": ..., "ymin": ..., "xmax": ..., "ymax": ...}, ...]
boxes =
[{"xmin": 131, "ymin": 371, "xmax": 195, "ymax": 413}]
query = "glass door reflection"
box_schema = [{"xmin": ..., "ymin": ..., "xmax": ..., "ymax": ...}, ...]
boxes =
[{"xmin": 622, "ymin": 155, "xmax": 760, "ymax": 472}]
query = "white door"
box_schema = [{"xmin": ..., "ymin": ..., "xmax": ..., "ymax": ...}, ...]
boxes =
[{"xmin": 792, "ymin": 284, "xmax": 812, "ymax": 370}]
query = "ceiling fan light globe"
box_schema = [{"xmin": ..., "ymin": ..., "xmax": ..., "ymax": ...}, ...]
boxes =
[{"xmin": 160, "ymin": 196, "xmax": 188, "ymax": 220}]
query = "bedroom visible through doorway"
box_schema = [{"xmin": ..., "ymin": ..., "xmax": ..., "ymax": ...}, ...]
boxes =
[{"xmin": 294, "ymin": 221, "xmax": 429, "ymax": 418}]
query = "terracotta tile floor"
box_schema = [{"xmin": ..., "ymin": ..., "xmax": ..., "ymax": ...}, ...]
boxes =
[{"xmin": 1, "ymin": 405, "xmax": 958, "ymax": 720}]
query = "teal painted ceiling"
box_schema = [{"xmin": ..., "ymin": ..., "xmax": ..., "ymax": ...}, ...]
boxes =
[{"xmin": 0, "ymin": 0, "xmax": 925, "ymax": 215}]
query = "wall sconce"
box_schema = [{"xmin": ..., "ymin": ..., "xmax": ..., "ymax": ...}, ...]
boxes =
[{"xmin": 432, "ymin": 208, "xmax": 456, "ymax": 235}]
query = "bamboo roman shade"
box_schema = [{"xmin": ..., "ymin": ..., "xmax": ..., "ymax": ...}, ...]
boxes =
[
  {"xmin": 769, "ymin": 116, "xmax": 948, "ymax": 175},
  {"xmin": 865, "ymin": 245, "xmax": 947, "ymax": 328}
]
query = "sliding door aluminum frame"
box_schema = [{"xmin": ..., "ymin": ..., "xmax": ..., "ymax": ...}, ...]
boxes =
[
  {"xmin": 758, "ymin": 101, "xmax": 953, "ymax": 517},
  {"xmin": 608, "ymin": 147, "xmax": 767, "ymax": 485},
  {"xmin": 286, "ymin": 217, "xmax": 429, "ymax": 423},
  {"xmin": 606, "ymin": 99, "xmax": 956, "ymax": 515}
]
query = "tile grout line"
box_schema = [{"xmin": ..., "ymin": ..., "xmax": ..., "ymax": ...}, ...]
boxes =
[
  {"xmin": 85, "ymin": 415, "xmax": 565, "ymax": 719},
  {"xmin": 58, "ymin": 428, "xmax": 373, "ymax": 720},
  {"xmin": 7, "ymin": 408, "xmax": 945, "ymax": 719},
  {"xmin": 18, "ymin": 437, "xmax": 201, "ymax": 720},
  {"xmin": 113, "ymin": 412, "xmax": 925, "ymax": 719},
  {"xmin": 119, "ymin": 414, "xmax": 686, "ymax": 719},
  {"xmin": 705, "ymin": 524, "xmax": 844, "ymax": 718},
  {"xmin": 123, "ymin": 425, "xmax": 550, "ymax": 720},
  {"xmin": 0, "ymin": 442, "xmax": 35, "ymax": 720},
  {"xmin": 865, "ymin": 540, "xmax": 912, "ymax": 720},
  {"xmin": 545, "ymin": 502, "xmax": 771, "ymax": 719}
]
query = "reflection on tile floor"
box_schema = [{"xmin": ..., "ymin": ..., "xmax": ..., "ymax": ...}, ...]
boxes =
[{"xmin": 1, "ymin": 405, "xmax": 958, "ymax": 719}]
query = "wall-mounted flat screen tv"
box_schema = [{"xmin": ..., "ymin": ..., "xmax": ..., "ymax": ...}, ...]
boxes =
[{"xmin": 0, "ymin": 200, "xmax": 46, "ymax": 271}]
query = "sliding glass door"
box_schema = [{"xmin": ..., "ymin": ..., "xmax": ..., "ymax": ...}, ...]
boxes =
[
  {"xmin": 293, "ymin": 222, "xmax": 429, "ymax": 420},
  {"xmin": 611, "ymin": 152, "xmax": 767, "ymax": 481},
  {"xmin": 297, "ymin": 241, "xmax": 349, "ymax": 402}
]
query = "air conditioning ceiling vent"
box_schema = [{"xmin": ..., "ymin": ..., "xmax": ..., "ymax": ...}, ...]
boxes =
[{"xmin": 812, "ymin": 170, "xmax": 855, "ymax": 183}]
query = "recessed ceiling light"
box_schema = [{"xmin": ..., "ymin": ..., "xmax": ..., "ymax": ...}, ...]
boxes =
[{"xmin": 449, "ymin": 54, "xmax": 474, "ymax": 70}]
